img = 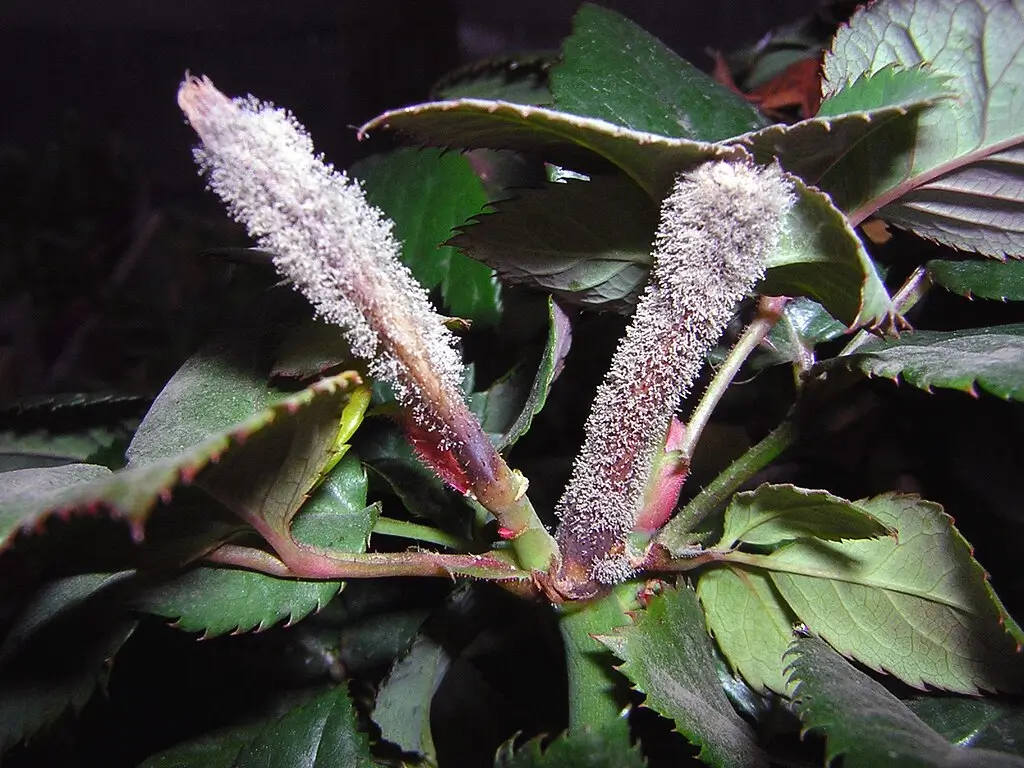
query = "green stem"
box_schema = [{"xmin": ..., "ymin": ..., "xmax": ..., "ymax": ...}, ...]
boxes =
[
  {"xmin": 371, "ymin": 517, "xmax": 469, "ymax": 550},
  {"xmin": 680, "ymin": 295, "xmax": 787, "ymax": 460},
  {"xmin": 657, "ymin": 420, "xmax": 798, "ymax": 552},
  {"xmin": 839, "ymin": 265, "xmax": 931, "ymax": 357},
  {"xmin": 558, "ymin": 583, "xmax": 638, "ymax": 737}
]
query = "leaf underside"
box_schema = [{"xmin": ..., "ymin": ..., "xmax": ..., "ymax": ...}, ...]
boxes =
[
  {"xmin": 835, "ymin": 324, "xmax": 1024, "ymax": 401},
  {"xmin": 598, "ymin": 584, "xmax": 767, "ymax": 768},
  {"xmin": 787, "ymin": 635, "xmax": 1024, "ymax": 767},
  {"xmin": 821, "ymin": 0, "xmax": 1024, "ymax": 255}
]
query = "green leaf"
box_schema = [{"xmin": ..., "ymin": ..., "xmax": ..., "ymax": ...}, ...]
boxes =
[
  {"xmin": 715, "ymin": 483, "xmax": 894, "ymax": 549},
  {"xmin": 0, "ymin": 422, "xmax": 136, "ymax": 472},
  {"xmin": 697, "ymin": 567, "xmax": 796, "ymax": 696},
  {"xmin": 786, "ymin": 634, "xmax": 1024, "ymax": 767},
  {"xmin": 760, "ymin": 494, "xmax": 1024, "ymax": 693},
  {"xmin": 135, "ymin": 453, "xmax": 376, "ymax": 637},
  {"xmin": 494, "ymin": 729, "xmax": 645, "ymax": 768},
  {"xmin": 141, "ymin": 686, "xmax": 376, "ymax": 768},
  {"xmin": 138, "ymin": 723, "xmax": 262, "ymax": 768},
  {"xmin": 820, "ymin": 0, "xmax": 1024, "ymax": 254},
  {"xmin": 0, "ymin": 463, "xmax": 113, "ymax": 548},
  {"xmin": 467, "ymin": 298, "xmax": 570, "ymax": 450},
  {"xmin": 833, "ymin": 324, "xmax": 1024, "ymax": 401},
  {"xmin": 129, "ymin": 325, "xmax": 370, "ymax": 543},
  {"xmin": 550, "ymin": 4, "xmax": 768, "ymax": 141},
  {"xmin": 763, "ymin": 175, "xmax": 893, "ymax": 329},
  {"xmin": 359, "ymin": 100, "xmax": 742, "ymax": 200},
  {"xmin": 496, "ymin": 296, "xmax": 572, "ymax": 451},
  {"xmin": 928, "ymin": 259, "xmax": 1024, "ymax": 302},
  {"xmin": 450, "ymin": 176, "xmax": 658, "ymax": 312},
  {"xmin": 372, "ymin": 632, "xmax": 448, "ymax": 761},
  {"xmin": 454, "ymin": 172, "xmax": 892, "ymax": 327},
  {"xmin": 0, "ymin": 573, "xmax": 137, "ymax": 752},
  {"xmin": 235, "ymin": 686, "xmax": 374, "ymax": 768},
  {"xmin": 433, "ymin": 53, "xmax": 554, "ymax": 105},
  {"xmin": 908, "ymin": 696, "xmax": 1024, "ymax": 754},
  {"xmin": 597, "ymin": 584, "xmax": 767, "ymax": 768},
  {"xmin": 354, "ymin": 421, "xmax": 466, "ymax": 529},
  {"xmin": 351, "ymin": 147, "xmax": 500, "ymax": 325},
  {"xmin": 817, "ymin": 65, "xmax": 952, "ymax": 119},
  {"xmin": 756, "ymin": 297, "xmax": 846, "ymax": 370},
  {"xmin": 271, "ymin": 320, "xmax": 358, "ymax": 381},
  {"xmin": 733, "ymin": 66, "xmax": 950, "ymax": 187}
]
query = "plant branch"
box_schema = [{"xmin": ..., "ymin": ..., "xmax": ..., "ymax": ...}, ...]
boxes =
[
  {"xmin": 839, "ymin": 266, "xmax": 931, "ymax": 357},
  {"xmin": 680, "ymin": 295, "xmax": 788, "ymax": 460},
  {"xmin": 204, "ymin": 542, "xmax": 528, "ymax": 581},
  {"xmin": 657, "ymin": 419, "xmax": 798, "ymax": 552}
]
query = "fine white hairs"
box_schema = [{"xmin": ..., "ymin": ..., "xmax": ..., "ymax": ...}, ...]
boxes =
[
  {"xmin": 555, "ymin": 159, "xmax": 795, "ymax": 584},
  {"xmin": 177, "ymin": 75, "xmax": 464, "ymax": 433}
]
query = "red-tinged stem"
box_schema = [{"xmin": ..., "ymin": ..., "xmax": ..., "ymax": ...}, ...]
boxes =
[{"xmin": 203, "ymin": 542, "xmax": 528, "ymax": 581}]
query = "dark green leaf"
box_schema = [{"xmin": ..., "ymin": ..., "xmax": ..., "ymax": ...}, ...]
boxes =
[
  {"xmin": 372, "ymin": 632, "xmax": 448, "ymax": 760},
  {"xmin": 351, "ymin": 147, "xmax": 500, "ymax": 325},
  {"xmin": 0, "ymin": 464, "xmax": 114, "ymax": 549},
  {"xmin": 135, "ymin": 453, "xmax": 376, "ymax": 637},
  {"xmin": 359, "ymin": 99, "xmax": 742, "ymax": 200},
  {"xmin": 496, "ymin": 297, "xmax": 572, "ymax": 451},
  {"xmin": 762, "ymin": 494, "xmax": 1024, "ymax": 693},
  {"xmin": 466, "ymin": 298, "xmax": 571, "ymax": 450},
  {"xmin": 0, "ymin": 427, "xmax": 132, "ymax": 473},
  {"xmin": 550, "ymin": 5, "xmax": 768, "ymax": 141},
  {"xmin": 820, "ymin": 0, "xmax": 1024, "ymax": 255},
  {"xmin": 928, "ymin": 259, "xmax": 1024, "ymax": 302},
  {"xmin": 734, "ymin": 66, "xmax": 950, "ymax": 187},
  {"xmin": 757, "ymin": 297, "xmax": 846, "ymax": 370},
  {"xmin": 763, "ymin": 175, "xmax": 893, "ymax": 329},
  {"xmin": 817, "ymin": 65, "xmax": 951, "ymax": 119},
  {"xmin": 129, "ymin": 325, "xmax": 370, "ymax": 542},
  {"xmin": 786, "ymin": 634, "xmax": 1024, "ymax": 767},
  {"xmin": 138, "ymin": 723, "xmax": 261, "ymax": 768},
  {"xmin": 232, "ymin": 686, "xmax": 374, "ymax": 768},
  {"xmin": 494, "ymin": 728, "xmax": 645, "ymax": 768},
  {"xmin": 698, "ymin": 567, "xmax": 795, "ymax": 695},
  {"xmin": 908, "ymin": 696, "xmax": 1024, "ymax": 755},
  {"xmin": 453, "ymin": 170, "xmax": 892, "ymax": 327},
  {"xmin": 833, "ymin": 324, "xmax": 1024, "ymax": 401},
  {"xmin": 271, "ymin": 320, "xmax": 358, "ymax": 381},
  {"xmin": 598, "ymin": 584, "xmax": 767, "ymax": 768},
  {"xmin": 143, "ymin": 688, "xmax": 373, "ymax": 768},
  {"xmin": 715, "ymin": 483, "xmax": 894, "ymax": 548},
  {"xmin": 354, "ymin": 421, "xmax": 467, "ymax": 529},
  {"xmin": 433, "ymin": 53, "xmax": 554, "ymax": 105},
  {"xmin": 450, "ymin": 176, "xmax": 657, "ymax": 311},
  {"xmin": 0, "ymin": 573, "xmax": 137, "ymax": 752}
]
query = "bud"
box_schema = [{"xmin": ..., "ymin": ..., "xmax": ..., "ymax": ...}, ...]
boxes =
[
  {"xmin": 555, "ymin": 159, "xmax": 794, "ymax": 588},
  {"xmin": 177, "ymin": 74, "xmax": 464, "ymax": 438},
  {"xmin": 178, "ymin": 75, "xmax": 561, "ymax": 572}
]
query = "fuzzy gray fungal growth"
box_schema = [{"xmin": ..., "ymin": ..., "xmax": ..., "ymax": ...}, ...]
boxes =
[
  {"xmin": 177, "ymin": 75, "xmax": 464, "ymax": 433},
  {"xmin": 555, "ymin": 159, "xmax": 794, "ymax": 586}
]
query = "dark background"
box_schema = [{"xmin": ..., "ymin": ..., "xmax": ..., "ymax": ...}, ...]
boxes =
[
  {"xmin": 3, "ymin": 4, "xmax": 1024, "ymax": 767},
  {"xmin": 1, "ymin": 0, "xmax": 821, "ymax": 199}
]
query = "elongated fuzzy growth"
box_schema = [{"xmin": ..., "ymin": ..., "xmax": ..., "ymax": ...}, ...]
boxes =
[
  {"xmin": 554, "ymin": 160, "xmax": 794, "ymax": 589},
  {"xmin": 177, "ymin": 75, "xmax": 462, "ymax": 431},
  {"xmin": 178, "ymin": 75, "xmax": 560, "ymax": 571}
]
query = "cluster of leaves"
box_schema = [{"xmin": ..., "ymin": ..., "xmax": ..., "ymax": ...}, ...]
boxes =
[{"xmin": 2, "ymin": 0, "xmax": 1024, "ymax": 766}]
